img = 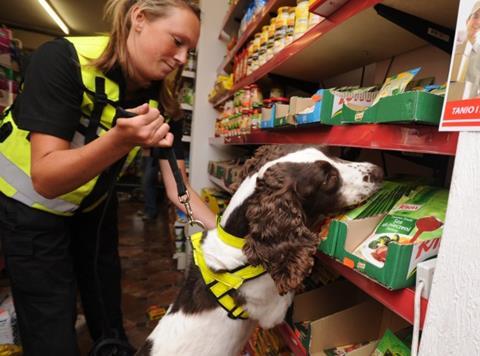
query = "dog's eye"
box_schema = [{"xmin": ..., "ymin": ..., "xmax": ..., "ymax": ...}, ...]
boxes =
[{"xmin": 323, "ymin": 172, "xmax": 339, "ymax": 190}]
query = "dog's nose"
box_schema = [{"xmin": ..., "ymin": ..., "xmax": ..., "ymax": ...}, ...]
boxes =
[{"xmin": 364, "ymin": 165, "xmax": 384, "ymax": 183}]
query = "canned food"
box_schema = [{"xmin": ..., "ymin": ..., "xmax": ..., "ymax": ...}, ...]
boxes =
[{"xmin": 294, "ymin": 0, "xmax": 309, "ymax": 40}]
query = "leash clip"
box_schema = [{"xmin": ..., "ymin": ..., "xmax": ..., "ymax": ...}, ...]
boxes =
[{"xmin": 179, "ymin": 191, "xmax": 206, "ymax": 233}]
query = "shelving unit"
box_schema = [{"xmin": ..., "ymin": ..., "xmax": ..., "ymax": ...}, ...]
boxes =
[
  {"xmin": 191, "ymin": 0, "xmax": 469, "ymax": 353},
  {"xmin": 212, "ymin": 0, "xmax": 457, "ymax": 107}
]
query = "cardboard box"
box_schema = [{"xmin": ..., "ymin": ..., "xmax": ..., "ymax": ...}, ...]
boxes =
[
  {"xmin": 321, "ymin": 87, "xmax": 377, "ymax": 125},
  {"xmin": 260, "ymin": 106, "xmax": 274, "ymax": 129},
  {"xmin": 273, "ymin": 102, "xmax": 291, "ymax": 127},
  {"xmin": 331, "ymin": 214, "xmax": 441, "ymax": 290},
  {"xmin": 293, "ymin": 282, "xmax": 409, "ymax": 356},
  {"xmin": 290, "ymin": 89, "xmax": 324, "ymax": 125},
  {"xmin": 292, "ymin": 280, "xmax": 368, "ymax": 352},
  {"xmin": 374, "ymin": 91, "xmax": 444, "ymax": 125}
]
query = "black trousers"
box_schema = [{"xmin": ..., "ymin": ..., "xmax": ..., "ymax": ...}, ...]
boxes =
[{"xmin": 0, "ymin": 193, "xmax": 126, "ymax": 356}]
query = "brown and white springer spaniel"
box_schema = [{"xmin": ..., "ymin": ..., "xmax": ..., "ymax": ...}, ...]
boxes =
[{"xmin": 137, "ymin": 145, "xmax": 383, "ymax": 356}]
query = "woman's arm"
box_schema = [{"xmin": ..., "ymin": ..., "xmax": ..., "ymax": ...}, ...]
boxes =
[
  {"xmin": 159, "ymin": 158, "xmax": 216, "ymax": 230},
  {"xmin": 31, "ymin": 104, "xmax": 173, "ymax": 198}
]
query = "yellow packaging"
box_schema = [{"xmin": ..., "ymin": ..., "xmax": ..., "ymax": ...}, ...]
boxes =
[
  {"xmin": 308, "ymin": 12, "xmax": 322, "ymax": 29},
  {"xmin": 294, "ymin": 0, "xmax": 309, "ymax": 39},
  {"xmin": 274, "ymin": 6, "xmax": 289, "ymax": 54},
  {"xmin": 251, "ymin": 33, "xmax": 261, "ymax": 71},
  {"xmin": 266, "ymin": 18, "xmax": 276, "ymax": 60},
  {"xmin": 258, "ymin": 26, "xmax": 269, "ymax": 66},
  {"xmin": 286, "ymin": 7, "xmax": 296, "ymax": 44}
]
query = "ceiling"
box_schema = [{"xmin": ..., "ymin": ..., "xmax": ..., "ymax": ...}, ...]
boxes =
[{"xmin": 1, "ymin": 0, "xmax": 109, "ymax": 37}]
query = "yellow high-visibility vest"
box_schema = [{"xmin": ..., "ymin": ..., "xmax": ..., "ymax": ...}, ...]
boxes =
[{"xmin": 0, "ymin": 36, "xmax": 158, "ymax": 216}]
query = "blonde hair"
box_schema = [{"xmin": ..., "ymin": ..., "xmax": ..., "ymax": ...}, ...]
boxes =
[{"xmin": 92, "ymin": 0, "xmax": 200, "ymax": 119}]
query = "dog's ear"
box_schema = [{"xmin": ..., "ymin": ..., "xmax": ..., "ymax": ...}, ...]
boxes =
[{"xmin": 243, "ymin": 162, "xmax": 321, "ymax": 295}]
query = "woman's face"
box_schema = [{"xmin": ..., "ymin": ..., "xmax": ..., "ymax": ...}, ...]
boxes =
[
  {"xmin": 467, "ymin": 11, "xmax": 480, "ymax": 45},
  {"xmin": 127, "ymin": 6, "xmax": 200, "ymax": 87}
]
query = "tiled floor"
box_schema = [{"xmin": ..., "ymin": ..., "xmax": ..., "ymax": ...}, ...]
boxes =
[{"xmin": 78, "ymin": 197, "xmax": 183, "ymax": 354}]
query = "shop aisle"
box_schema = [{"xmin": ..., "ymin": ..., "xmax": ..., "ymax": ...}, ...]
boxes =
[{"xmin": 77, "ymin": 196, "xmax": 183, "ymax": 354}]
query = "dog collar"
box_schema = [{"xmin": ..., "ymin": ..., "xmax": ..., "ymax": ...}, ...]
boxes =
[
  {"xmin": 216, "ymin": 216, "xmax": 246, "ymax": 249},
  {"xmin": 190, "ymin": 230, "xmax": 265, "ymax": 320}
]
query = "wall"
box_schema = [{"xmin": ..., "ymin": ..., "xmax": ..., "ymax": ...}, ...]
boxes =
[
  {"xmin": 190, "ymin": 0, "xmax": 240, "ymax": 192},
  {"xmin": 324, "ymin": 44, "xmax": 451, "ymax": 88},
  {"xmin": 419, "ymin": 132, "xmax": 480, "ymax": 354}
]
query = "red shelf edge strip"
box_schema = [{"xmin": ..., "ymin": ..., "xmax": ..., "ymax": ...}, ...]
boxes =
[{"xmin": 208, "ymin": 125, "xmax": 458, "ymax": 156}]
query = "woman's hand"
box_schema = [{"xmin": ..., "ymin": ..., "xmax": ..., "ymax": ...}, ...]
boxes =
[{"xmin": 114, "ymin": 103, "xmax": 174, "ymax": 149}]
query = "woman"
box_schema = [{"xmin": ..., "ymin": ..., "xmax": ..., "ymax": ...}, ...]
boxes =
[{"xmin": 0, "ymin": 0, "xmax": 215, "ymax": 355}]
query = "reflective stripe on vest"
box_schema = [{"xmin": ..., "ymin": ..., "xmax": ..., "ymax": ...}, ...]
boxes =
[
  {"xmin": 0, "ymin": 154, "xmax": 78, "ymax": 213},
  {"xmin": 0, "ymin": 36, "xmax": 159, "ymax": 215}
]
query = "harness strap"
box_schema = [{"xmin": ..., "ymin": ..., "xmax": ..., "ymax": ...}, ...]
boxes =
[
  {"xmin": 190, "ymin": 231, "xmax": 266, "ymax": 320},
  {"xmin": 85, "ymin": 77, "xmax": 108, "ymax": 143},
  {"xmin": 216, "ymin": 217, "xmax": 247, "ymax": 249}
]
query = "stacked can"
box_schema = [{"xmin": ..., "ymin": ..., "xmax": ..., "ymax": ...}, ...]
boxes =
[
  {"xmin": 294, "ymin": 0, "xmax": 310, "ymax": 40},
  {"xmin": 273, "ymin": 7, "xmax": 290, "ymax": 54}
]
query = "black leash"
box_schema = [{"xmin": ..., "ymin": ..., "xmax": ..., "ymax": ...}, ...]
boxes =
[
  {"xmin": 89, "ymin": 107, "xmax": 205, "ymax": 356},
  {"xmin": 117, "ymin": 107, "xmax": 205, "ymax": 230}
]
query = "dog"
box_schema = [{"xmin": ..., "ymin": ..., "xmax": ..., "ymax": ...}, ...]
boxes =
[{"xmin": 136, "ymin": 145, "xmax": 383, "ymax": 356}]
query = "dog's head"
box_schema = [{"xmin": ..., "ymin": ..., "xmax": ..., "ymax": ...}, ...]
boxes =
[{"xmin": 221, "ymin": 145, "xmax": 383, "ymax": 295}]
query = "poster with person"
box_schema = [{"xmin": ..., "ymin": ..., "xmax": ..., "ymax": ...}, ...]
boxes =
[{"xmin": 440, "ymin": 0, "xmax": 480, "ymax": 131}]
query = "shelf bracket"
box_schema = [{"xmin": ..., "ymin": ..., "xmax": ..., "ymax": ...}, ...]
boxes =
[{"xmin": 374, "ymin": 4, "xmax": 454, "ymax": 54}]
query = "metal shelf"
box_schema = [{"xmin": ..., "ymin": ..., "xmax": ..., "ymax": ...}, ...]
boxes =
[
  {"xmin": 317, "ymin": 252, "xmax": 428, "ymax": 329},
  {"xmin": 209, "ymin": 124, "xmax": 458, "ymax": 156},
  {"xmin": 208, "ymin": 175, "xmax": 234, "ymax": 194},
  {"xmin": 213, "ymin": 0, "xmax": 458, "ymax": 106}
]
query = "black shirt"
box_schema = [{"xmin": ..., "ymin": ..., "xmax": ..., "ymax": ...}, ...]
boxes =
[{"xmin": 13, "ymin": 37, "xmax": 184, "ymax": 160}]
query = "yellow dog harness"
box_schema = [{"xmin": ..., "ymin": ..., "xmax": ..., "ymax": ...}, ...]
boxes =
[{"xmin": 190, "ymin": 220, "xmax": 266, "ymax": 320}]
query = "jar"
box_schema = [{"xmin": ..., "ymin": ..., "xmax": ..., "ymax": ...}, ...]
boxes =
[
  {"xmin": 241, "ymin": 109, "xmax": 252, "ymax": 134},
  {"xmin": 241, "ymin": 85, "xmax": 252, "ymax": 110},
  {"xmin": 274, "ymin": 7, "xmax": 289, "ymax": 54},
  {"xmin": 250, "ymin": 84, "xmax": 263, "ymax": 108},
  {"xmin": 251, "ymin": 108, "xmax": 262, "ymax": 130},
  {"xmin": 294, "ymin": 0, "xmax": 309, "ymax": 40},
  {"xmin": 286, "ymin": 7, "xmax": 296, "ymax": 45},
  {"xmin": 308, "ymin": 12, "xmax": 322, "ymax": 29},
  {"xmin": 258, "ymin": 26, "xmax": 269, "ymax": 66},
  {"xmin": 263, "ymin": 98, "xmax": 273, "ymax": 108},
  {"xmin": 251, "ymin": 33, "xmax": 262, "ymax": 72},
  {"xmin": 271, "ymin": 97, "xmax": 290, "ymax": 106},
  {"xmin": 266, "ymin": 17, "xmax": 276, "ymax": 61},
  {"xmin": 246, "ymin": 41, "xmax": 254, "ymax": 76},
  {"xmin": 269, "ymin": 85, "xmax": 285, "ymax": 99}
]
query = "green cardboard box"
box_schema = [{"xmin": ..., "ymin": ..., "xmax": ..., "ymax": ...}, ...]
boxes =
[
  {"xmin": 341, "ymin": 91, "xmax": 443, "ymax": 125},
  {"xmin": 375, "ymin": 91, "xmax": 444, "ymax": 125},
  {"xmin": 321, "ymin": 87, "xmax": 378, "ymax": 125},
  {"xmin": 318, "ymin": 180, "xmax": 417, "ymax": 258},
  {"xmin": 340, "ymin": 103, "xmax": 378, "ymax": 124},
  {"xmin": 332, "ymin": 214, "xmax": 442, "ymax": 290}
]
